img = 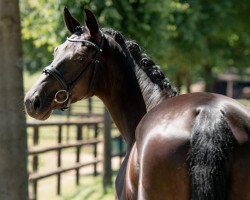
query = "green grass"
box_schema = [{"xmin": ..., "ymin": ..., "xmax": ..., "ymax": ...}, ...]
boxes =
[
  {"xmin": 30, "ymin": 172, "xmax": 116, "ymax": 200},
  {"xmin": 238, "ymin": 99, "xmax": 250, "ymax": 109},
  {"xmin": 59, "ymin": 176, "xmax": 115, "ymax": 200}
]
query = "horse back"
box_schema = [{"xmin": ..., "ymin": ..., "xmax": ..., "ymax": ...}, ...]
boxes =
[{"xmin": 128, "ymin": 92, "xmax": 250, "ymax": 200}]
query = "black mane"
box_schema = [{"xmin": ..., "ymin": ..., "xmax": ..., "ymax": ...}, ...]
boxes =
[{"xmin": 102, "ymin": 28, "xmax": 178, "ymax": 98}]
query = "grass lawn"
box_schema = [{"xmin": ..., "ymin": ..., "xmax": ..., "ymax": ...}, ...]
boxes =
[
  {"xmin": 238, "ymin": 99, "xmax": 250, "ymax": 108},
  {"xmin": 33, "ymin": 173, "xmax": 116, "ymax": 200},
  {"xmin": 58, "ymin": 175, "xmax": 115, "ymax": 200}
]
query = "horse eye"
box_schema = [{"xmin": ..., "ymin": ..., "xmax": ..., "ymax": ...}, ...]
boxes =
[{"xmin": 75, "ymin": 54, "xmax": 86, "ymax": 61}]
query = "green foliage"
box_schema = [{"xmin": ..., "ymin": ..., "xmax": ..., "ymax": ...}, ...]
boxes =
[
  {"xmin": 21, "ymin": 0, "xmax": 62, "ymax": 72},
  {"xmin": 163, "ymin": 0, "xmax": 250, "ymax": 89},
  {"xmin": 21, "ymin": 0, "xmax": 250, "ymax": 91},
  {"xmin": 20, "ymin": 0, "xmax": 170, "ymax": 72}
]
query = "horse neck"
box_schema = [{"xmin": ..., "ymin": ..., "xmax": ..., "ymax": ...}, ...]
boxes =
[
  {"xmin": 125, "ymin": 41, "xmax": 177, "ymax": 112},
  {"xmin": 134, "ymin": 64, "xmax": 168, "ymax": 111},
  {"xmin": 96, "ymin": 40, "xmax": 147, "ymax": 148}
]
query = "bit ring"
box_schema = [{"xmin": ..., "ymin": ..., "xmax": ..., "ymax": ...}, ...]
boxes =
[{"xmin": 54, "ymin": 90, "xmax": 69, "ymax": 104}]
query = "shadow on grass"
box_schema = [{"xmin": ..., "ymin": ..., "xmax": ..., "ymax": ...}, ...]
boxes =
[{"xmin": 61, "ymin": 172, "xmax": 118, "ymax": 200}]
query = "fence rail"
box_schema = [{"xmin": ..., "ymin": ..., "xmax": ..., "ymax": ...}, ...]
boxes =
[
  {"xmin": 29, "ymin": 159, "xmax": 102, "ymax": 181},
  {"xmin": 27, "ymin": 98, "xmax": 127, "ymax": 200},
  {"xmin": 29, "ymin": 139, "xmax": 100, "ymax": 155},
  {"xmin": 27, "ymin": 117, "xmax": 126, "ymax": 200},
  {"xmin": 27, "ymin": 117, "xmax": 103, "ymax": 200}
]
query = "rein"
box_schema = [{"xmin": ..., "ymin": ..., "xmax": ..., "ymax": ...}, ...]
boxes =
[{"xmin": 43, "ymin": 33, "xmax": 105, "ymax": 110}]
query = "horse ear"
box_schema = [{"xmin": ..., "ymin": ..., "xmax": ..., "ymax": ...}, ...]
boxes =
[
  {"xmin": 84, "ymin": 9, "xmax": 101, "ymax": 38},
  {"xmin": 64, "ymin": 7, "xmax": 81, "ymax": 34}
]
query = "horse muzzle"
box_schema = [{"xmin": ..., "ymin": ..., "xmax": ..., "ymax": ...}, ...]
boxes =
[{"xmin": 24, "ymin": 92, "xmax": 52, "ymax": 120}]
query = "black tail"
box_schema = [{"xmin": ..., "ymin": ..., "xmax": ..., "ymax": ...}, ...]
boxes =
[{"xmin": 189, "ymin": 108, "xmax": 234, "ymax": 200}]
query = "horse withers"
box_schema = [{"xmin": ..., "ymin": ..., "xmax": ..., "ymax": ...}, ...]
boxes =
[{"xmin": 24, "ymin": 8, "xmax": 250, "ymax": 200}]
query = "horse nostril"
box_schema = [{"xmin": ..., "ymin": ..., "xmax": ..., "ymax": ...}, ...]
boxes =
[{"xmin": 33, "ymin": 96, "xmax": 41, "ymax": 111}]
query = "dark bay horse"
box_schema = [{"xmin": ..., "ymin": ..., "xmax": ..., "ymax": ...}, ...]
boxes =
[{"xmin": 24, "ymin": 8, "xmax": 250, "ymax": 200}]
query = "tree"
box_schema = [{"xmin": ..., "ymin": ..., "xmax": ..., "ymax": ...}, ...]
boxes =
[
  {"xmin": 20, "ymin": 0, "xmax": 171, "ymax": 73},
  {"xmin": 21, "ymin": 0, "xmax": 250, "ymax": 91},
  {"xmin": 163, "ymin": 0, "xmax": 250, "ymax": 91},
  {"xmin": 0, "ymin": 0, "xmax": 28, "ymax": 199}
]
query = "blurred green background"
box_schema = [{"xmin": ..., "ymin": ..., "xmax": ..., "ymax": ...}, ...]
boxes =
[{"xmin": 21, "ymin": 0, "xmax": 250, "ymax": 92}]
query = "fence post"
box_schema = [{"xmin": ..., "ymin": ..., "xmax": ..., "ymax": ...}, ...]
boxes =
[
  {"xmin": 76, "ymin": 125, "xmax": 82, "ymax": 185},
  {"xmin": 88, "ymin": 98, "xmax": 93, "ymax": 115},
  {"xmin": 103, "ymin": 109, "xmax": 112, "ymax": 190},
  {"xmin": 32, "ymin": 126, "xmax": 39, "ymax": 200},
  {"xmin": 119, "ymin": 136, "xmax": 123, "ymax": 165},
  {"xmin": 93, "ymin": 124, "xmax": 99, "ymax": 176},
  {"xmin": 57, "ymin": 125, "xmax": 62, "ymax": 195},
  {"xmin": 226, "ymin": 80, "xmax": 234, "ymax": 98}
]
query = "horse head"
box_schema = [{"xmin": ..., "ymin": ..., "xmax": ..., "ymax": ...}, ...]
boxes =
[{"xmin": 24, "ymin": 8, "xmax": 107, "ymax": 120}]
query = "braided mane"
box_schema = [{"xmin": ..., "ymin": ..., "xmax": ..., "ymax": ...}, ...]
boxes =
[
  {"xmin": 125, "ymin": 41, "xmax": 178, "ymax": 97},
  {"xmin": 102, "ymin": 28, "xmax": 178, "ymax": 108}
]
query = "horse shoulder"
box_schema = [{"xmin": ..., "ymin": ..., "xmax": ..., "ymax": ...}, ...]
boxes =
[
  {"xmin": 125, "ymin": 143, "xmax": 139, "ymax": 200},
  {"xmin": 134, "ymin": 97, "xmax": 196, "ymax": 199}
]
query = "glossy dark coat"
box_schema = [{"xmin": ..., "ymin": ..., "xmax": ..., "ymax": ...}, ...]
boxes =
[
  {"xmin": 24, "ymin": 9, "xmax": 250, "ymax": 200},
  {"xmin": 126, "ymin": 92, "xmax": 250, "ymax": 200}
]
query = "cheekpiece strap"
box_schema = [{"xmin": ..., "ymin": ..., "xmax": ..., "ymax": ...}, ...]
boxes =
[{"xmin": 43, "ymin": 66, "xmax": 68, "ymax": 90}]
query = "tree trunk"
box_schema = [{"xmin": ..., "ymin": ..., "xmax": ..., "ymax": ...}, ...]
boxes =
[
  {"xmin": 203, "ymin": 64, "xmax": 214, "ymax": 92},
  {"xmin": 0, "ymin": 0, "xmax": 28, "ymax": 199},
  {"xmin": 185, "ymin": 74, "xmax": 192, "ymax": 93},
  {"xmin": 174, "ymin": 70, "xmax": 182, "ymax": 92}
]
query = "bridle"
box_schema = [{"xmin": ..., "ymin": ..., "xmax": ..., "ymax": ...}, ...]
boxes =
[{"xmin": 42, "ymin": 33, "xmax": 105, "ymax": 110}]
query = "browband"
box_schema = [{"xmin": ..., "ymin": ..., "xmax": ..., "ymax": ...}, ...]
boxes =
[{"xmin": 66, "ymin": 37, "xmax": 100, "ymax": 51}]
